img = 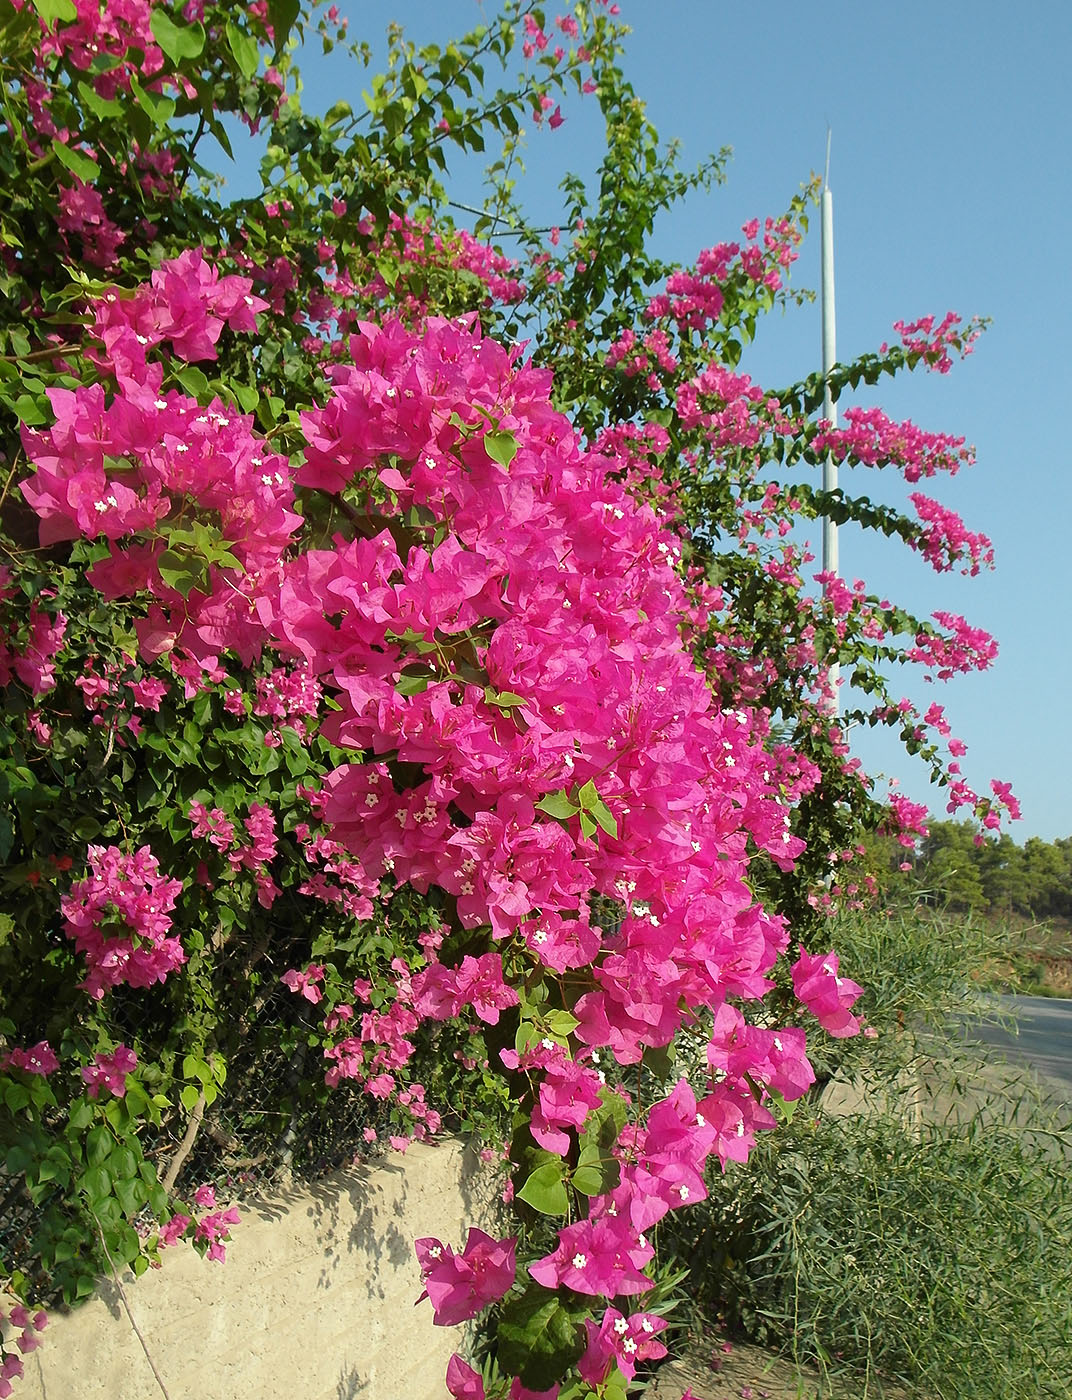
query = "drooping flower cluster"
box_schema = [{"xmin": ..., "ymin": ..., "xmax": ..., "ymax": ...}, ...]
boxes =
[{"xmin": 812, "ymin": 405, "xmax": 972, "ymax": 482}]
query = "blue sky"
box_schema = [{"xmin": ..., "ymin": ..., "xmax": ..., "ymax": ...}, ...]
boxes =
[{"xmin": 221, "ymin": 1, "xmax": 1070, "ymax": 840}]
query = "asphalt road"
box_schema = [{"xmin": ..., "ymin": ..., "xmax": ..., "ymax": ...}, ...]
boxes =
[{"xmin": 961, "ymin": 994, "xmax": 1072, "ymax": 1098}]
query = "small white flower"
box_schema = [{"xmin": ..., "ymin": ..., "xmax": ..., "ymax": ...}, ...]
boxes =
[
  {"xmin": 695, "ymin": 1114, "xmax": 705, "ymax": 1128},
  {"xmin": 678, "ymin": 1185, "xmax": 690, "ymax": 1201},
  {"xmin": 571, "ymin": 1253, "xmax": 587, "ymax": 1270},
  {"xmin": 541, "ymin": 1038, "xmax": 555, "ymax": 1051},
  {"xmin": 154, "ymin": 399, "xmax": 168, "ymax": 410},
  {"xmin": 622, "ymin": 1337, "xmax": 637, "ymax": 1355},
  {"xmin": 613, "ymin": 1318, "xmax": 629, "ymax": 1335},
  {"xmin": 640, "ymin": 1318, "xmax": 654, "ymax": 1334}
]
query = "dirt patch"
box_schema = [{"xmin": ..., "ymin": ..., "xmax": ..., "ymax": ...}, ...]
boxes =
[{"xmin": 645, "ymin": 1339, "xmax": 914, "ymax": 1400}]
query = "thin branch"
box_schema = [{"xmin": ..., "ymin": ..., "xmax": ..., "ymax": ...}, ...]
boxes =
[
  {"xmin": 160, "ymin": 1089, "xmax": 207, "ymax": 1197},
  {"xmin": 446, "ymin": 198, "xmax": 551, "ymax": 238},
  {"xmin": 92, "ymin": 1216, "xmax": 172, "ymax": 1400}
]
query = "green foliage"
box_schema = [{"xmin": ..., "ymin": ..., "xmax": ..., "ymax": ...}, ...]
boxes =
[{"xmin": 683, "ymin": 1101, "xmax": 1072, "ymax": 1400}]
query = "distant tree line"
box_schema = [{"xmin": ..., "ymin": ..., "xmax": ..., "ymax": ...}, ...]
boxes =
[{"xmin": 870, "ymin": 822, "xmax": 1072, "ymax": 920}]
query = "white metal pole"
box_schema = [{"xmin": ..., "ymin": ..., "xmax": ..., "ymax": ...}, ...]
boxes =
[{"xmin": 821, "ymin": 130, "xmax": 839, "ymax": 714}]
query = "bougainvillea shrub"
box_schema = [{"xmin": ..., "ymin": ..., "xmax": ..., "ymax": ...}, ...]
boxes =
[{"xmin": 0, "ymin": 2, "xmax": 1014, "ymax": 1395}]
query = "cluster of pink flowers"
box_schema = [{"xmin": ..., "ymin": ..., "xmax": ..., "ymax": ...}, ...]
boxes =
[
  {"xmin": 188, "ymin": 798, "xmax": 279, "ymax": 907},
  {"xmin": 90, "ymin": 246, "xmax": 269, "ymax": 382},
  {"xmin": 80, "ymin": 1044, "xmax": 138, "ymax": 1098},
  {"xmin": 15, "ymin": 0, "xmax": 162, "ymax": 95},
  {"xmin": 60, "ymin": 845, "xmax": 184, "ymax": 999},
  {"xmin": 0, "ymin": 1302, "xmax": 47, "ymax": 1396},
  {"xmin": 578, "ymin": 1307, "xmax": 669, "ymax": 1384},
  {"xmin": 19, "ymin": 252, "xmax": 299, "ymax": 676},
  {"xmin": 791, "ymin": 951, "xmax": 865, "ymax": 1038},
  {"xmin": 415, "ymin": 1228, "xmax": 517, "ymax": 1327},
  {"xmin": 0, "ymin": 1041, "xmax": 59, "ymax": 1076},
  {"xmin": 891, "ymin": 311, "xmax": 983, "ymax": 373},
  {"xmin": 907, "ymin": 611, "xmax": 1000, "ymax": 679},
  {"xmin": 909, "ymin": 493, "xmax": 994, "ymax": 575},
  {"xmin": 158, "ymin": 1184, "xmax": 241, "ymax": 1263},
  {"xmin": 56, "ymin": 179, "xmax": 127, "ymax": 271},
  {"xmin": 644, "ymin": 217, "xmax": 802, "ymax": 333},
  {"xmin": 250, "ymin": 664, "xmax": 322, "ymax": 742},
  {"xmin": 0, "ymin": 571, "xmax": 67, "ymax": 697},
  {"xmin": 812, "ymin": 405, "xmax": 972, "ymax": 482}
]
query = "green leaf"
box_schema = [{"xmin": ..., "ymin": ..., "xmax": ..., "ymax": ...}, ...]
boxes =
[
  {"xmin": 570, "ymin": 1164, "xmax": 606, "ymax": 1196},
  {"xmin": 114, "ymin": 1175, "xmax": 145, "ymax": 1217},
  {"xmin": 150, "ymin": 9, "xmax": 205, "ymax": 62},
  {"xmin": 589, "ymin": 797, "xmax": 618, "ymax": 838},
  {"xmin": 76, "ymin": 80, "xmax": 124, "ymax": 120},
  {"xmin": 536, "ymin": 791, "xmax": 577, "ymax": 821},
  {"xmin": 12, "ymin": 393, "xmax": 48, "ymax": 425},
  {"xmin": 157, "ymin": 550, "xmax": 208, "ymax": 597},
  {"xmin": 578, "ymin": 1090, "xmax": 628, "ymax": 1160},
  {"xmin": 30, "ymin": 0, "xmax": 76, "ymax": 29},
  {"xmin": 767, "ymin": 1087, "xmax": 798, "ymax": 1124},
  {"xmin": 267, "ymin": 0, "xmax": 300, "ymax": 53},
  {"xmin": 174, "ymin": 364, "xmax": 209, "ymax": 398},
  {"xmin": 517, "ymin": 1160, "xmax": 569, "ymax": 1215},
  {"xmin": 86, "ymin": 1126, "xmax": 112, "ymax": 1167},
  {"xmin": 543, "ymin": 1009, "xmax": 579, "ymax": 1039},
  {"xmin": 81, "ymin": 1165, "xmax": 111, "ymax": 1206},
  {"xmin": 226, "ymin": 21, "xmax": 260, "ymax": 78},
  {"xmin": 577, "ymin": 779, "xmax": 599, "ymax": 809},
  {"xmin": 68, "ymin": 1099, "xmax": 95, "ymax": 1133},
  {"xmin": 129, "ymin": 76, "xmax": 176, "ymax": 128},
  {"xmin": 514, "ymin": 1020, "xmax": 542, "ymax": 1056},
  {"xmin": 484, "ymin": 429, "xmax": 518, "ymax": 468},
  {"xmin": 179, "ymin": 1084, "xmax": 200, "ymax": 1112},
  {"xmin": 52, "ymin": 141, "xmax": 100, "ymax": 183},
  {"xmin": 484, "ymin": 687, "xmax": 526, "ymax": 709},
  {"xmin": 497, "ymin": 1287, "xmax": 585, "ymax": 1391},
  {"xmin": 232, "ymin": 382, "xmax": 259, "ymax": 413}
]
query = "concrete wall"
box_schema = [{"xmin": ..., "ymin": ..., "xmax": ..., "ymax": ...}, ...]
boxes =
[{"xmin": 16, "ymin": 1139, "xmax": 500, "ymax": 1400}]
